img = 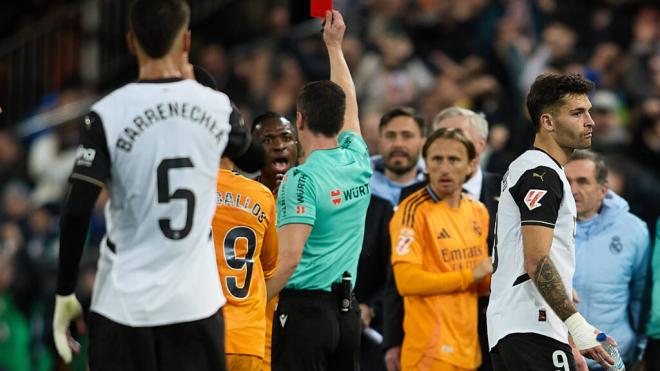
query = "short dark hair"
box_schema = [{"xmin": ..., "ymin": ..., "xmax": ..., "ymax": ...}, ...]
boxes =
[
  {"xmin": 129, "ymin": 0, "xmax": 191, "ymax": 58},
  {"xmin": 251, "ymin": 112, "xmax": 286, "ymax": 134},
  {"xmin": 568, "ymin": 150, "xmax": 608, "ymax": 185},
  {"xmin": 526, "ymin": 73, "xmax": 594, "ymax": 131},
  {"xmin": 422, "ymin": 128, "xmax": 476, "ymax": 161},
  {"xmin": 379, "ymin": 107, "xmax": 425, "ymax": 133},
  {"xmin": 296, "ymin": 80, "xmax": 346, "ymax": 137}
]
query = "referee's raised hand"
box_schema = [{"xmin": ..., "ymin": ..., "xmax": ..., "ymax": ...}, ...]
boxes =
[
  {"xmin": 323, "ymin": 10, "xmax": 345, "ymax": 49},
  {"xmin": 321, "ymin": 9, "xmax": 361, "ymax": 136}
]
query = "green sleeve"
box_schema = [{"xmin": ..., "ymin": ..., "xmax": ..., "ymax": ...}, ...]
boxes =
[
  {"xmin": 338, "ymin": 131, "xmax": 369, "ymax": 160},
  {"xmin": 277, "ymin": 167, "xmax": 316, "ymax": 227}
]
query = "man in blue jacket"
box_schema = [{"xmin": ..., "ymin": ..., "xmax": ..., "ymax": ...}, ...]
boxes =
[{"xmin": 565, "ymin": 150, "xmax": 651, "ymax": 369}]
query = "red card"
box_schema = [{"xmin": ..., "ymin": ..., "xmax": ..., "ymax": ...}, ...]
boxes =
[{"xmin": 311, "ymin": 0, "xmax": 333, "ymax": 18}]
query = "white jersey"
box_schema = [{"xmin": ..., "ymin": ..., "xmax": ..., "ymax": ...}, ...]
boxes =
[
  {"xmin": 487, "ymin": 148, "xmax": 577, "ymax": 348},
  {"xmin": 73, "ymin": 78, "xmax": 238, "ymax": 326}
]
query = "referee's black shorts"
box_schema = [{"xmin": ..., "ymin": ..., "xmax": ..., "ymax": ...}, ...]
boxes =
[
  {"xmin": 272, "ymin": 289, "xmax": 361, "ymax": 371},
  {"xmin": 491, "ymin": 332, "xmax": 576, "ymax": 371},
  {"xmin": 88, "ymin": 309, "xmax": 226, "ymax": 371}
]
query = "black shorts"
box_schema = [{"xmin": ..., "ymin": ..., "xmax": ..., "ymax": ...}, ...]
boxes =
[
  {"xmin": 88, "ymin": 310, "xmax": 226, "ymax": 371},
  {"xmin": 491, "ymin": 333, "xmax": 576, "ymax": 371},
  {"xmin": 271, "ymin": 289, "xmax": 361, "ymax": 371}
]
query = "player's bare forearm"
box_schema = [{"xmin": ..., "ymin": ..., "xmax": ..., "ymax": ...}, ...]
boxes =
[
  {"xmin": 267, "ymin": 223, "xmax": 311, "ymax": 300},
  {"xmin": 324, "ymin": 11, "xmax": 360, "ymax": 135},
  {"xmin": 266, "ymin": 252, "xmax": 298, "ymax": 301},
  {"xmin": 328, "ymin": 47, "xmax": 358, "ymax": 132},
  {"xmin": 522, "ymin": 225, "xmax": 576, "ymax": 321},
  {"xmin": 532, "ymin": 255, "xmax": 577, "ymax": 321},
  {"xmin": 266, "ymin": 270, "xmax": 291, "ymax": 302}
]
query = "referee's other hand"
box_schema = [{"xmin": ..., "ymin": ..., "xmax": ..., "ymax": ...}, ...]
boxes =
[{"xmin": 323, "ymin": 10, "xmax": 345, "ymax": 49}]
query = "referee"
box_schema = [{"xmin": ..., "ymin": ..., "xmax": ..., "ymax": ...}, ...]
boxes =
[{"xmin": 266, "ymin": 10, "xmax": 371, "ymax": 371}]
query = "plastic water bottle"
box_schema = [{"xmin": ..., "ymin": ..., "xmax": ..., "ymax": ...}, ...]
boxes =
[{"xmin": 596, "ymin": 332, "xmax": 625, "ymax": 371}]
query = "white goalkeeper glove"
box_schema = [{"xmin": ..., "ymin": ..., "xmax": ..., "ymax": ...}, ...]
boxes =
[
  {"xmin": 565, "ymin": 313, "xmax": 599, "ymax": 350},
  {"xmin": 52, "ymin": 294, "xmax": 82, "ymax": 363}
]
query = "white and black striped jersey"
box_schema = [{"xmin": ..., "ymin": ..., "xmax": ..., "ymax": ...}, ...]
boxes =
[
  {"xmin": 487, "ymin": 148, "xmax": 577, "ymax": 348},
  {"xmin": 70, "ymin": 78, "xmax": 249, "ymax": 326}
]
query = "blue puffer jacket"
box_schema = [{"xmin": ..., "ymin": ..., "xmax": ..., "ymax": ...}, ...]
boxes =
[{"xmin": 573, "ymin": 191, "xmax": 651, "ymax": 366}]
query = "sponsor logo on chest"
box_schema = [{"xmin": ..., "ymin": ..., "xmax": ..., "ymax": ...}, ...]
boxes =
[{"xmin": 329, "ymin": 183, "xmax": 370, "ymax": 206}]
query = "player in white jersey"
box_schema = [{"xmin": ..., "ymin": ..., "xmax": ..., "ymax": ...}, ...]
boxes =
[
  {"xmin": 51, "ymin": 1, "xmax": 264, "ymax": 370},
  {"xmin": 486, "ymin": 73, "xmax": 618, "ymax": 371}
]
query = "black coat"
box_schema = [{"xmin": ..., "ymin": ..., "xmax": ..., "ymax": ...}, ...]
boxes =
[{"xmin": 355, "ymin": 194, "xmax": 394, "ymax": 332}]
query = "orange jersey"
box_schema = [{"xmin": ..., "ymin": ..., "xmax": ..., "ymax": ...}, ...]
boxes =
[
  {"xmin": 212, "ymin": 169, "xmax": 278, "ymax": 358},
  {"xmin": 390, "ymin": 186, "xmax": 489, "ymax": 370}
]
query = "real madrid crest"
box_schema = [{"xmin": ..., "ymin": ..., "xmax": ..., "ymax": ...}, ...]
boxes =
[
  {"xmin": 609, "ymin": 236, "xmax": 623, "ymax": 254},
  {"xmin": 472, "ymin": 220, "xmax": 482, "ymax": 236}
]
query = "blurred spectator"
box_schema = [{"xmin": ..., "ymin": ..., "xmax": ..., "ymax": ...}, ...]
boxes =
[
  {"xmin": 1, "ymin": 181, "xmax": 31, "ymax": 234},
  {"xmin": 355, "ymin": 25, "xmax": 433, "ymax": 146},
  {"xmin": 567, "ymin": 150, "xmax": 650, "ymax": 369},
  {"xmin": 588, "ymin": 43, "xmax": 624, "ymax": 90},
  {"xmin": 590, "ymin": 90, "xmax": 629, "ymax": 153},
  {"xmin": 26, "ymin": 82, "xmax": 90, "ymax": 208},
  {"xmin": 0, "ymin": 252, "xmax": 32, "ymax": 371},
  {"xmin": 198, "ymin": 43, "xmax": 232, "ymax": 90},
  {"xmin": 1, "ymin": 182, "xmax": 29, "ymax": 219},
  {"xmin": 629, "ymin": 106, "xmax": 660, "ymax": 180},
  {"xmin": 0, "ymin": 130, "xmax": 29, "ymax": 187},
  {"xmin": 343, "ymin": 35, "xmax": 365, "ymax": 74},
  {"xmin": 519, "ymin": 21, "xmax": 578, "ymax": 93},
  {"xmin": 623, "ymin": 6, "xmax": 660, "ymax": 105},
  {"xmin": 27, "ymin": 118, "xmax": 79, "ymax": 207},
  {"xmin": 231, "ymin": 45, "xmax": 274, "ymax": 120},
  {"xmin": 606, "ymin": 154, "xmax": 660, "ymax": 239},
  {"xmin": 0, "ymin": 207, "xmax": 42, "ymax": 371},
  {"xmin": 25, "ymin": 206, "xmax": 58, "ymax": 269},
  {"xmin": 268, "ymin": 54, "xmax": 305, "ymax": 118}
]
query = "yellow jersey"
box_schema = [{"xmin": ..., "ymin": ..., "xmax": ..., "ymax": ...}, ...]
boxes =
[
  {"xmin": 212, "ymin": 169, "xmax": 278, "ymax": 358},
  {"xmin": 391, "ymin": 186, "xmax": 489, "ymax": 369}
]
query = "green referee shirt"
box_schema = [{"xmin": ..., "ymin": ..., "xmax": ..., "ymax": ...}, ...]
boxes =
[{"xmin": 277, "ymin": 130, "xmax": 372, "ymax": 291}]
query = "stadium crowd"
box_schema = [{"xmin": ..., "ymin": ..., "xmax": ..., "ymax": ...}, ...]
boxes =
[{"xmin": 0, "ymin": 0, "xmax": 660, "ymax": 370}]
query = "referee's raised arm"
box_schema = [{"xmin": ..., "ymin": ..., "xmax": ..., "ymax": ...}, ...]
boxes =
[{"xmin": 323, "ymin": 10, "xmax": 360, "ymax": 137}]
